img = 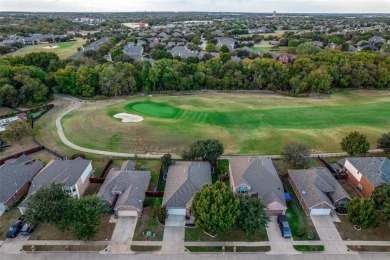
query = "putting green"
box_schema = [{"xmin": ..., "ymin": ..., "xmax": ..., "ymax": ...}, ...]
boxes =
[{"xmin": 62, "ymin": 91, "xmax": 390, "ymax": 155}]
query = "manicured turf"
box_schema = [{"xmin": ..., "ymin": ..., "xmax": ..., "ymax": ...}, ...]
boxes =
[
  {"xmin": 185, "ymin": 227, "xmax": 268, "ymax": 242},
  {"xmin": 293, "ymin": 245, "xmax": 324, "ymax": 252},
  {"xmin": 4, "ymin": 39, "xmax": 86, "ymax": 59},
  {"xmin": 62, "ymin": 91, "xmax": 390, "ymax": 155}
]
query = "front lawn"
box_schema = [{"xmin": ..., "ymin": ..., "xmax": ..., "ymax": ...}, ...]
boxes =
[
  {"xmin": 185, "ymin": 227, "xmax": 268, "ymax": 242},
  {"xmin": 130, "ymin": 245, "xmax": 161, "ymax": 252},
  {"xmin": 0, "ymin": 208, "xmax": 21, "ymax": 238},
  {"xmin": 347, "ymin": 246, "xmax": 390, "ymax": 252},
  {"xmin": 29, "ymin": 214, "xmax": 115, "ymax": 241},
  {"xmin": 133, "ymin": 207, "xmax": 164, "ymax": 241},
  {"xmin": 282, "ymin": 179, "xmax": 320, "ymax": 241},
  {"xmin": 23, "ymin": 245, "xmax": 107, "ymax": 252},
  {"xmin": 334, "ymin": 214, "xmax": 390, "ymax": 241}
]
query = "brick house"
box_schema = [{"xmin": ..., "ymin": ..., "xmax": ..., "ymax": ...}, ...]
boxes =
[
  {"xmin": 288, "ymin": 167, "xmax": 351, "ymax": 216},
  {"xmin": 0, "ymin": 155, "xmax": 43, "ymax": 211},
  {"xmin": 18, "ymin": 158, "xmax": 92, "ymax": 214},
  {"xmin": 98, "ymin": 160, "xmax": 150, "ymax": 217},
  {"xmin": 340, "ymin": 157, "xmax": 390, "ymax": 198}
]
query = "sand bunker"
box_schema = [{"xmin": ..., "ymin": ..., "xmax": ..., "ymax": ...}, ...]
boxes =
[
  {"xmin": 113, "ymin": 113, "xmax": 144, "ymax": 122},
  {"xmin": 42, "ymin": 45, "xmax": 58, "ymax": 49}
]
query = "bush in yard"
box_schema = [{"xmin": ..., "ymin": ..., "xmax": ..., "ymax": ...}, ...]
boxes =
[
  {"xmin": 237, "ymin": 196, "xmax": 270, "ymax": 234},
  {"xmin": 377, "ymin": 132, "xmax": 390, "ymax": 153},
  {"xmin": 371, "ymin": 184, "xmax": 390, "ymax": 222},
  {"xmin": 340, "ymin": 131, "xmax": 370, "ymax": 156},
  {"xmin": 191, "ymin": 181, "xmax": 240, "ymax": 235},
  {"xmin": 346, "ymin": 197, "xmax": 379, "ymax": 229},
  {"xmin": 281, "ymin": 142, "xmax": 310, "ymax": 167},
  {"xmin": 153, "ymin": 206, "xmax": 168, "ymax": 224},
  {"xmin": 161, "ymin": 153, "xmax": 173, "ymax": 173}
]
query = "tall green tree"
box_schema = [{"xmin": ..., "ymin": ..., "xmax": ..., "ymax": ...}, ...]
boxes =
[
  {"xmin": 181, "ymin": 139, "xmax": 224, "ymax": 166},
  {"xmin": 296, "ymin": 42, "xmax": 321, "ymax": 55},
  {"xmin": 161, "ymin": 153, "xmax": 173, "ymax": 173},
  {"xmin": 346, "ymin": 197, "xmax": 379, "ymax": 229},
  {"xmin": 371, "ymin": 184, "xmax": 390, "ymax": 222},
  {"xmin": 377, "ymin": 132, "xmax": 390, "ymax": 153},
  {"xmin": 340, "ymin": 131, "xmax": 370, "ymax": 156},
  {"xmin": 237, "ymin": 196, "xmax": 270, "ymax": 234},
  {"xmin": 192, "ymin": 182, "xmax": 240, "ymax": 235}
]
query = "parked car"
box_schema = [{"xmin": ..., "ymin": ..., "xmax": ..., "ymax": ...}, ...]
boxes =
[
  {"xmin": 277, "ymin": 214, "xmax": 292, "ymax": 238},
  {"xmin": 20, "ymin": 223, "xmax": 34, "ymax": 236},
  {"xmin": 6, "ymin": 220, "xmax": 23, "ymax": 238}
]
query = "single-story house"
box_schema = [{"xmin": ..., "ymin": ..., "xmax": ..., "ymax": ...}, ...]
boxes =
[
  {"xmin": 18, "ymin": 158, "xmax": 92, "ymax": 214},
  {"xmin": 98, "ymin": 160, "xmax": 150, "ymax": 217},
  {"xmin": 162, "ymin": 161, "xmax": 211, "ymax": 225},
  {"xmin": 0, "ymin": 155, "xmax": 43, "ymax": 211},
  {"xmin": 340, "ymin": 157, "xmax": 390, "ymax": 198},
  {"xmin": 229, "ymin": 158, "xmax": 287, "ymax": 215},
  {"xmin": 288, "ymin": 167, "xmax": 351, "ymax": 216}
]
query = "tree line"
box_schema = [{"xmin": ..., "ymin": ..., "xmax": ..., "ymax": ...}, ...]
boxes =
[{"xmin": 0, "ymin": 49, "xmax": 389, "ymax": 106}]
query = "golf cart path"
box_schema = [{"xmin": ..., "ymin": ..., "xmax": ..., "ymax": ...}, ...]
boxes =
[{"xmin": 55, "ymin": 95, "xmax": 384, "ymax": 159}]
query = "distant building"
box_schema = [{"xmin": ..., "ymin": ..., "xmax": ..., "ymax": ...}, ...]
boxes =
[{"xmin": 123, "ymin": 22, "xmax": 149, "ymax": 29}]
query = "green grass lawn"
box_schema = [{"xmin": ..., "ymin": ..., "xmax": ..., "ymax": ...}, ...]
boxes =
[
  {"xmin": 282, "ymin": 179, "xmax": 320, "ymax": 241},
  {"xmin": 347, "ymin": 246, "xmax": 390, "ymax": 252},
  {"xmin": 62, "ymin": 91, "xmax": 390, "ymax": 155},
  {"xmin": 4, "ymin": 39, "xmax": 86, "ymax": 59},
  {"xmin": 133, "ymin": 207, "xmax": 164, "ymax": 241},
  {"xmin": 130, "ymin": 245, "xmax": 161, "ymax": 252},
  {"xmin": 185, "ymin": 246, "xmax": 270, "ymax": 252},
  {"xmin": 293, "ymin": 245, "xmax": 324, "ymax": 252},
  {"xmin": 185, "ymin": 227, "xmax": 268, "ymax": 242}
]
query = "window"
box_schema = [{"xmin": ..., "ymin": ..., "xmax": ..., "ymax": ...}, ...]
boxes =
[
  {"xmin": 72, "ymin": 185, "xmax": 76, "ymax": 192},
  {"xmin": 357, "ymin": 183, "xmax": 363, "ymax": 192},
  {"xmin": 338, "ymin": 200, "xmax": 347, "ymax": 207},
  {"xmin": 238, "ymin": 186, "xmax": 247, "ymax": 194}
]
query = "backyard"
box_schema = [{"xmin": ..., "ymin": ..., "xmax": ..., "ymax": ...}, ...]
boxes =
[{"xmin": 61, "ymin": 90, "xmax": 390, "ymax": 155}]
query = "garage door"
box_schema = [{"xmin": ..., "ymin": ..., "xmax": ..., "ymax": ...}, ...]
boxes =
[
  {"xmin": 310, "ymin": 208, "xmax": 331, "ymax": 215},
  {"xmin": 117, "ymin": 210, "xmax": 138, "ymax": 217},
  {"xmin": 167, "ymin": 208, "xmax": 186, "ymax": 216}
]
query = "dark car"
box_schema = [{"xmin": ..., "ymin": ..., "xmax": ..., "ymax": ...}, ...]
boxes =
[
  {"xmin": 6, "ymin": 220, "xmax": 23, "ymax": 238},
  {"xmin": 20, "ymin": 223, "xmax": 34, "ymax": 236},
  {"xmin": 277, "ymin": 214, "xmax": 292, "ymax": 238}
]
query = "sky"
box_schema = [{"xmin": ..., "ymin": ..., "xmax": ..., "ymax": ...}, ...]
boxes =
[{"xmin": 1, "ymin": 0, "xmax": 389, "ymax": 13}]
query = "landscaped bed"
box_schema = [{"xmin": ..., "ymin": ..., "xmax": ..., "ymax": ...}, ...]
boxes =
[
  {"xmin": 23, "ymin": 245, "xmax": 107, "ymax": 252},
  {"xmin": 29, "ymin": 214, "xmax": 115, "ymax": 241},
  {"xmin": 185, "ymin": 246, "xmax": 271, "ymax": 252},
  {"xmin": 282, "ymin": 179, "xmax": 320, "ymax": 241},
  {"xmin": 130, "ymin": 245, "xmax": 161, "ymax": 252},
  {"xmin": 133, "ymin": 207, "xmax": 164, "ymax": 241},
  {"xmin": 185, "ymin": 227, "xmax": 268, "ymax": 242},
  {"xmin": 334, "ymin": 215, "xmax": 390, "ymax": 241},
  {"xmin": 293, "ymin": 245, "xmax": 324, "ymax": 252}
]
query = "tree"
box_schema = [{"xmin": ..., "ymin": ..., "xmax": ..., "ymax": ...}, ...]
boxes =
[
  {"xmin": 25, "ymin": 183, "xmax": 70, "ymax": 228},
  {"xmin": 181, "ymin": 139, "xmax": 224, "ymax": 166},
  {"xmin": 296, "ymin": 42, "xmax": 321, "ymax": 55},
  {"xmin": 371, "ymin": 184, "xmax": 390, "ymax": 222},
  {"xmin": 2, "ymin": 121, "xmax": 32, "ymax": 142},
  {"xmin": 161, "ymin": 153, "xmax": 173, "ymax": 173},
  {"xmin": 67, "ymin": 195, "xmax": 108, "ymax": 240},
  {"xmin": 340, "ymin": 131, "xmax": 370, "ymax": 156},
  {"xmin": 219, "ymin": 44, "xmax": 230, "ymax": 53},
  {"xmin": 281, "ymin": 142, "xmax": 310, "ymax": 167},
  {"xmin": 205, "ymin": 43, "xmax": 216, "ymax": 52},
  {"xmin": 153, "ymin": 206, "xmax": 168, "ymax": 224},
  {"xmin": 346, "ymin": 197, "xmax": 379, "ymax": 229},
  {"xmin": 237, "ymin": 196, "xmax": 270, "ymax": 234},
  {"xmin": 377, "ymin": 132, "xmax": 390, "ymax": 153},
  {"xmin": 192, "ymin": 182, "xmax": 240, "ymax": 235}
]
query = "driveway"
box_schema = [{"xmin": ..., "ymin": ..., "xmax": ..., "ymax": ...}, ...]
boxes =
[
  {"xmin": 310, "ymin": 215, "xmax": 352, "ymax": 254},
  {"xmin": 0, "ymin": 234, "xmax": 29, "ymax": 254},
  {"xmin": 111, "ymin": 217, "xmax": 138, "ymax": 241},
  {"xmin": 266, "ymin": 216, "xmax": 300, "ymax": 255},
  {"xmin": 160, "ymin": 216, "xmax": 185, "ymax": 254}
]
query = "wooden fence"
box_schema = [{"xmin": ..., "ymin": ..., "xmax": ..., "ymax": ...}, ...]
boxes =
[
  {"xmin": 0, "ymin": 146, "xmax": 44, "ymax": 165},
  {"xmin": 0, "ymin": 104, "xmax": 54, "ymax": 120},
  {"xmin": 317, "ymin": 156, "xmax": 348, "ymax": 180},
  {"xmin": 145, "ymin": 191, "xmax": 164, "ymax": 197}
]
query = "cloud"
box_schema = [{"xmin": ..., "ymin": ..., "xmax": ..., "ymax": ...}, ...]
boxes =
[{"xmin": 1, "ymin": 0, "xmax": 389, "ymax": 13}]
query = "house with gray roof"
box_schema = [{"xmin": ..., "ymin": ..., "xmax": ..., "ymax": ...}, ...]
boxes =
[
  {"xmin": 123, "ymin": 42, "xmax": 145, "ymax": 61},
  {"xmin": 229, "ymin": 158, "xmax": 287, "ymax": 215},
  {"xmin": 217, "ymin": 37, "xmax": 235, "ymax": 51},
  {"xmin": 0, "ymin": 155, "xmax": 43, "ymax": 212},
  {"xmin": 341, "ymin": 157, "xmax": 390, "ymax": 198},
  {"xmin": 98, "ymin": 160, "xmax": 150, "ymax": 217},
  {"xmin": 18, "ymin": 158, "xmax": 92, "ymax": 214},
  {"xmin": 169, "ymin": 46, "xmax": 198, "ymax": 60},
  {"xmin": 70, "ymin": 36, "xmax": 110, "ymax": 59},
  {"xmin": 288, "ymin": 168, "xmax": 351, "ymax": 216},
  {"xmin": 162, "ymin": 161, "xmax": 211, "ymax": 225}
]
